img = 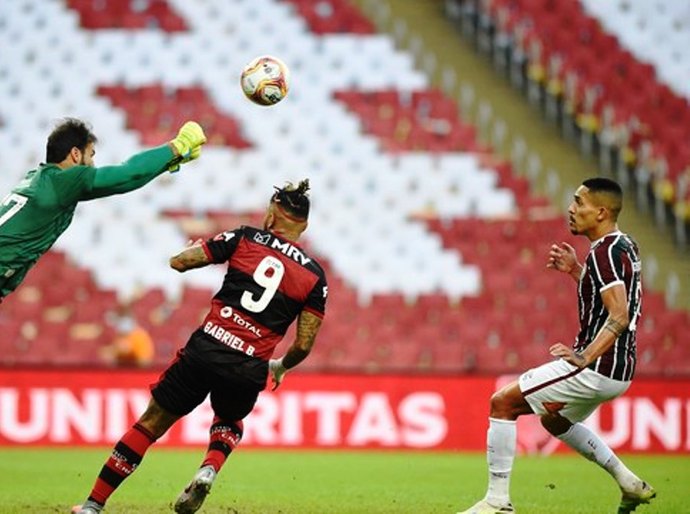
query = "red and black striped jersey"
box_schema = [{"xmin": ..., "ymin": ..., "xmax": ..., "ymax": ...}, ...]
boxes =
[
  {"xmin": 575, "ymin": 231, "xmax": 641, "ymax": 381},
  {"xmin": 198, "ymin": 226, "xmax": 327, "ymax": 361}
]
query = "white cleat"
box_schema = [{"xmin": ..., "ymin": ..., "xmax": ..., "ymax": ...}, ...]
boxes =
[
  {"xmin": 457, "ymin": 499, "xmax": 515, "ymax": 514},
  {"xmin": 70, "ymin": 503, "xmax": 102, "ymax": 514},
  {"xmin": 618, "ymin": 480, "xmax": 656, "ymax": 514},
  {"xmin": 174, "ymin": 465, "xmax": 217, "ymax": 514}
]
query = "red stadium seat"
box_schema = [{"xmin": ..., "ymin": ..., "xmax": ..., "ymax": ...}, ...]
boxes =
[
  {"xmin": 430, "ymin": 341, "xmax": 472, "ymax": 373},
  {"xmin": 2, "ymin": 0, "xmax": 686, "ymax": 380},
  {"xmin": 131, "ymin": 288, "xmax": 167, "ymax": 325},
  {"xmin": 495, "ymin": 0, "xmax": 690, "ymax": 205}
]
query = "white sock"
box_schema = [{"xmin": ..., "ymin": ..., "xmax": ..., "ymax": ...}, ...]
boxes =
[
  {"xmin": 557, "ymin": 422, "xmax": 640, "ymax": 490},
  {"xmin": 485, "ymin": 417, "xmax": 516, "ymax": 506}
]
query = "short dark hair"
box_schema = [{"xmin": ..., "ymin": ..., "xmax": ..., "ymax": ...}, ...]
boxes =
[
  {"xmin": 271, "ymin": 179, "xmax": 310, "ymax": 220},
  {"xmin": 45, "ymin": 118, "xmax": 98, "ymax": 163},
  {"xmin": 582, "ymin": 177, "xmax": 622, "ymax": 197},
  {"xmin": 583, "ymin": 177, "xmax": 623, "ymax": 218}
]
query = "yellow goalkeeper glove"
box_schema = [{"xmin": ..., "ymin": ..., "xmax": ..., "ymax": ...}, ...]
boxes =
[
  {"xmin": 169, "ymin": 121, "xmax": 206, "ymax": 171},
  {"xmin": 168, "ymin": 145, "xmax": 201, "ymax": 173}
]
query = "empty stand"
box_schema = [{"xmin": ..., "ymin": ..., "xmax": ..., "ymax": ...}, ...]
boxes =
[
  {"xmin": 469, "ymin": 0, "xmax": 690, "ymax": 236},
  {"xmin": 0, "ymin": 0, "xmax": 686, "ymax": 378},
  {"xmin": 97, "ymin": 84, "xmax": 252, "ymax": 149},
  {"xmin": 68, "ymin": 0, "xmax": 188, "ymax": 31}
]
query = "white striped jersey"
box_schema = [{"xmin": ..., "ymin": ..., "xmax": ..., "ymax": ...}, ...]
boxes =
[{"xmin": 575, "ymin": 231, "xmax": 642, "ymax": 381}]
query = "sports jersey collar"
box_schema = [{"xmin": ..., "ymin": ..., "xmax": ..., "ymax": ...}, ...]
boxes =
[
  {"xmin": 38, "ymin": 163, "xmax": 61, "ymax": 171},
  {"xmin": 590, "ymin": 230, "xmax": 623, "ymax": 248}
]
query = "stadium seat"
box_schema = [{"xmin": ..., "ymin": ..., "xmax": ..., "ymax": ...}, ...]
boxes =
[
  {"xmin": 0, "ymin": 0, "xmax": 686, "ymax": 378},
  {"xmin": 493, "ymin": 0, "xmax": 690, "ymax": 210}
]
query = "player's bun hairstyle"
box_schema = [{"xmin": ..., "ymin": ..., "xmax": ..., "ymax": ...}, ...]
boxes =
[
  {"xmin": 46, "ymin": 118, "xmax": 98, "ymax": 164},
  {"xmin": 271, "ymin": 179, "xmax": 311, "ymax": 220}
]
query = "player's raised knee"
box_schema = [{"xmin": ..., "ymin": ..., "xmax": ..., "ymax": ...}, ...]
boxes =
[{"xmin": 489, "ymin": 389, "xmax": 510, "ymax": 418}]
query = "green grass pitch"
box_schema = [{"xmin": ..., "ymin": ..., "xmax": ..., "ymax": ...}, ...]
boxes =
[{"xmin": 0, "ymin": 448, "xmax": 688, "ymax": 513}]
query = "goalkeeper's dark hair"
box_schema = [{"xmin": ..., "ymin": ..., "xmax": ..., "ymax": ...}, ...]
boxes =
[
  {"xmin": 46, "ymin": 118, "xmax": 98, "ymax": 163},
  {"xmin": 582, "ymin": 176, "xmax": 623, "ymax": 219},
  {"xmin": 271, "ymin": 179, "xmax": 311, "ymax": 220}
]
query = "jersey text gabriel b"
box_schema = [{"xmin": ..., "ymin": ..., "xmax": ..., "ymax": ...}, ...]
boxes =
[{"xmin": 199, "ymin": 226, "xmax": 327, "ymax": 360}]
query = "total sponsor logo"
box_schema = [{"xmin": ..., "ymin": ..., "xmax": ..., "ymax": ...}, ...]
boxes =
[
  {"xmin": 219, "ymin": 306, "xmax": 262, "ymax": 337},
  {"xmin": 202, "ymin": 305, "xmax": 263, "ymax": 356}
]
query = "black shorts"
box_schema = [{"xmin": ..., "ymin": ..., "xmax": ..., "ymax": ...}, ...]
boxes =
[{"xmin": 151, "ymin": 330, "xmax": 268, "ymax": 421}]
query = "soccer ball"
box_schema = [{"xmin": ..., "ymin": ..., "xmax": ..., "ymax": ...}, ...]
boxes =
[{"xmin": 240, "ymin": 55, "xmax": 290, "ymax": 106}]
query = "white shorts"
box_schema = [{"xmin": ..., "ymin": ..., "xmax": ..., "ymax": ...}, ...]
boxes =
[{"xmin": 518, "ymin": 359, "xmax": 630, "ymax": 423}]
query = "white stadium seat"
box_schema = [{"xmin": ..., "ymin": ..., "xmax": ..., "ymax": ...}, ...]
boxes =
[{"xmin": 0, "ymin": 0, "xmax": 523, "ymax": 305}]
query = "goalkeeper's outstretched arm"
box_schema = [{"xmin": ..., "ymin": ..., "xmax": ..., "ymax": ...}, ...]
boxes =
[
  {"xmin": 84, "ymin": 145, "xmax": 175, "ymax": 199},
  {"xmin": 82, "ymin": 121, "xmax": 207, "ymax": 199}
]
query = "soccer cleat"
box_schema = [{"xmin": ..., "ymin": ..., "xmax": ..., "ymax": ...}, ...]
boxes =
[
  {"xmin": 457, "ymin": 499, "xmax": 515, "ymax": 514},
  {"xmin": 174, "ymin": 465, "xmax": 217, "ymax": 514},
  {"xmin": 70, "ymin": 500, "xmax": 103, "ymax": 514},
  {"xmin": 618, "ymin": 481, "xmax": 656, "ymax": 514}
]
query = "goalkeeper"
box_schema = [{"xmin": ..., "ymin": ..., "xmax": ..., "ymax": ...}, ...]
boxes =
[{"xmin": 0, "ymin": 117, "xmax": 206, "ymax": 301}]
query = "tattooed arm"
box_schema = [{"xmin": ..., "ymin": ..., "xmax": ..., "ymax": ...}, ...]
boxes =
[
  {"xmin": 169, "ymin": 240, "xmax": 211, "ymax": 272},
  {"xmin": 283, "ymin": 311, "xmax": 323, "ymax": 368},
  {"xmin": 269, "ymin": 311, "xmax": 323, "ymax": 390},
  {"xmin": 550, "ymin": 283, "xmax": 629, "ymax": 368}
]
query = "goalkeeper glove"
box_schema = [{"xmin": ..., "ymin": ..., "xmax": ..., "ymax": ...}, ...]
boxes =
[
  {"xmin": 169, "ymin": 121, "xmax": 206, "ymax": 171},
  {"xmin": 269, "ymin": 358, "xmax": 288, "ymax": 391},
  {"xmin": 168, "ymin": 144, "xmax": 201, "ymax": 173}
]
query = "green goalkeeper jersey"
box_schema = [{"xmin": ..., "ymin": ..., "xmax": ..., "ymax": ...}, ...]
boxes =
[{"xmin": 0, "ymin": 144, "xmax": 175, "ymax": 298}]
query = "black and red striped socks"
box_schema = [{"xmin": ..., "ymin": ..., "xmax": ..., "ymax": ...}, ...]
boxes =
[
  {"xmin": 87, "ymin": 423, "xmax": 157, "ymax": 506},
  {"xmin": 201, "ymin": 417, "xmax": 243, "ymax": 472},
  {"xmin": 84, "ymin": 417, "xmax": 241, "ymax": 508}
]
